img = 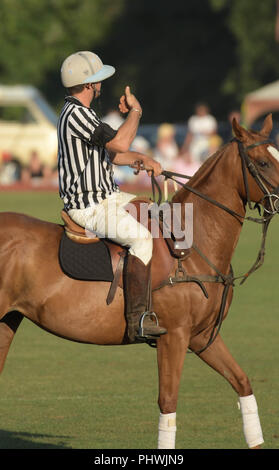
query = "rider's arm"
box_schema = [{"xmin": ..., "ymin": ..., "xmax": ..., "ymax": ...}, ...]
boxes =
[
  {"xmin": 105, "ymin": 109, "xmax": 141, "ymax": 153},
  {"xmin": 105, "ymin": 86, "xmax": 142, "ymax": 153},
  {"xmin": 68, "ymin": 87, "xmax": 142, "ymax": 152},
  {"xmin": 110, "ymin": 150, "xmax": 162, "ymax": 177}
]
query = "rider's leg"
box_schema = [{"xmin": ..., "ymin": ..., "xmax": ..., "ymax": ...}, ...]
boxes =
[
  {"xmin": 123, "ymin": 253, "xmax": 167, "ymax": 343},
  {"xmin": 68, "ymin": 192, "xmax": 167, "ymax": 342}
]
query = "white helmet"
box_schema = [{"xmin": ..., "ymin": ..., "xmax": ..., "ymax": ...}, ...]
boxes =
[{"xmin": 61, "ymin": 51, "xmax": 115, "ymax": 88}]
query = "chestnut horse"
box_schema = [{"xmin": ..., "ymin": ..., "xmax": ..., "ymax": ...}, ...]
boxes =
[{"xmin": 0, "ymin": 115, "xmax": 279, "ymax": 449}]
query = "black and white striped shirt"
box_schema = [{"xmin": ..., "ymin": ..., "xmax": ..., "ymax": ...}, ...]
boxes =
[{"xmin": 57, "ymin": 96, "xmax": 119, "ymax": 210}]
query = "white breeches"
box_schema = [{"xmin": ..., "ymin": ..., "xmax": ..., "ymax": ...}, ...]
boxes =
[{"xmin": 68, "ymin": 191, "xmax": 153, "ymax": 265}]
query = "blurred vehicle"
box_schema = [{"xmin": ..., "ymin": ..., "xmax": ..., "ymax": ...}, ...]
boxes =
[{"xmin": 0, "ymin": 85, "xmax": 58, "ymax": 167}]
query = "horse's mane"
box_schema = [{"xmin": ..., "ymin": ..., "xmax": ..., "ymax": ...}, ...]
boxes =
[{"xmin": 189, "ymin": 143, "xmax": 229, "ymax": 183}]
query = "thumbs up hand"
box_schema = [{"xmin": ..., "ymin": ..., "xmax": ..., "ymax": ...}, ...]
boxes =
[{"xmin": 119, "ymin": 86, "xmax": 142, "ymax": 116}]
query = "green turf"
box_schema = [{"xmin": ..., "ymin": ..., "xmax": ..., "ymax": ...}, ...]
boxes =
[{"xmin": 0, "ymin": 190, "xmax": 279, "ymax": 449}]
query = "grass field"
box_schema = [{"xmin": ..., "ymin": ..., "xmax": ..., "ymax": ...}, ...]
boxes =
[{"xmin": 0, "ymin": 190, "xmax": 279, "ymax": 449}]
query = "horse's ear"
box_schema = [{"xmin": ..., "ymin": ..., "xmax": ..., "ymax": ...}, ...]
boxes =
[
  {"xmin": 232, "ymin": 118, "xmax": 250, "ymax": 142},
  {"xmin": 260, "ymin": 113, "xmax": 273, "ymax": 137}
]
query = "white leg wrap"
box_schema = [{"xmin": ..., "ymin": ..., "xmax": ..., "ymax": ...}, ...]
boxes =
[
  {"xmin": 158, "ymin": 412, "xmax": 176, "ymax": 449},
  {"xmin": 238, "ymin": 395, "xmax": 264, "ymax": 448}
]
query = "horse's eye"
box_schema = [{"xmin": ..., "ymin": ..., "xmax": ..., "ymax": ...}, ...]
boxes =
[{"xmin": 258, "ymin": 160, "xmax": 268, "ymax": 168}]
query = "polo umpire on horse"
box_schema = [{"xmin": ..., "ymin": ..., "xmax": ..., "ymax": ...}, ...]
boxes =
[{"xmin": 58, "ymin": 51, "xmax": 167, "ymax": 343}]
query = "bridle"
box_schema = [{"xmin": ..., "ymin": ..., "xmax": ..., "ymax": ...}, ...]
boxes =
[
  {"xmin": 159, "ymin": 138, "xmax": 279, "ymax": 224},
  {"xmin": 236, "ymin": 138, "xmax": 279, "ymax": 215},
  {"xmin": 147, "ymin": 137, "xmax": 279, "ymax": 353}
]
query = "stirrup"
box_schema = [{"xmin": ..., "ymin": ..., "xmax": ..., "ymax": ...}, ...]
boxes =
[{"xmin": 136, "ymin": 311, "xmax": 160, "ymax": 341}]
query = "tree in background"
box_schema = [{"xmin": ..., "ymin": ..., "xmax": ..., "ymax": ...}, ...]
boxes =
[
  {"xmin": 210, "ymin": 0, "xmax": 279, "ymax": 105},
  {"xmin": 0, "ymin": 0, "xmax": 124, "ymax": 108},
  {"xmin": 0, "ymin": 0, "xmax": 278, "ymax": 124},
  {"xmin": 100, "ymin": 0, "xmax": 236, "ymax": 122}
]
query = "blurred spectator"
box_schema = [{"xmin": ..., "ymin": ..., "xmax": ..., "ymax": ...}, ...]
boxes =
[
  {"xmin": 172, "ymin": 151, "xmax": 201, "ymax": 181},
  {"xmin": 21, "ymin": 150, "xmax": 53, "ymax": 186},
  {"xmin": 180, "ymin": 103, "xmax": 219, "ymax": 163},
  {"xmin": 208, "ymin": 133, "xmax": 223, "ymax": 155},
  {"xmin": 0, "ymin": 151, "xmax": 22, "ymax": 185},
  {"xmin": 153, "ymin": 123, "xmax": 178, "ymax": 170},
  {"xmin": 131, "ymin": 135, "xmax": 152, "ymax": 155},
  {"xmin": 102, "ymin": 108, "xmax": 124, "ymax": 130}
]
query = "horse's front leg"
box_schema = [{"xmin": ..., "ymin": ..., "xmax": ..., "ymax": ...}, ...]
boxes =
[
  {"xmin": 156, "ymin": 329, "xmax": 189, "ymax": 449},
  {"xmin": 190, "ymin": 333, "xmax": 264, "ymax": 449},
  {"xmin": 0, "ymin": 311, "xmax": 23, "ymax": 374}
]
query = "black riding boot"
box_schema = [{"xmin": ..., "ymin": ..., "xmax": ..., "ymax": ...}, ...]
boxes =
[{"xmin": 124, "ymin": 255, "xmax": 167, "ymax": 343}]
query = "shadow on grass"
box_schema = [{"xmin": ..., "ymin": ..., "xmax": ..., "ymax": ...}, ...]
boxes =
[{"xmin": 0, "ymin": 429, "xmax": 71, "ymax": 449}]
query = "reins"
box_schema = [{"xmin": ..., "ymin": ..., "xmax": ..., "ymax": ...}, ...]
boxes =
[
  {"xmin": 155, "ymin": 139, "xmax": 277, "ymax": 281},
  {"xmin": 148, "ymin": 137, "xmax": 278, "ymax": 354}
]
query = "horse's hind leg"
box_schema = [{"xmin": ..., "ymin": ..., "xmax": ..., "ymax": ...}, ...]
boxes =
[
  {"xmin": 190, "ymin": 333, "xmax": 264, "ymax": 449},
  {"xmin": 0, "ymin": 311, "xmax": 23, "ymax": 374}
]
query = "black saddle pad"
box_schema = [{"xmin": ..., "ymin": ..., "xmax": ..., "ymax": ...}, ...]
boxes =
[{"xmin": 59, "ymin": 232, "xmax": 114, "ymax": 281}]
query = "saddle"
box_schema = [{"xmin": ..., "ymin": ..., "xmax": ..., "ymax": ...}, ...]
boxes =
[
  {"xmin": 59, "ymin": 198, "xmax": 190, "ymax": 303},
  {"xmin": 61, "ymin": 210, "xmax": 99, "ymax": 244}
]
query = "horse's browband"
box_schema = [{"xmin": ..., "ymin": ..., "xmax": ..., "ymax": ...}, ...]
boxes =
[{"xmin": 244, "ymin": 139, "xmax": 274, "ymax": 150}]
